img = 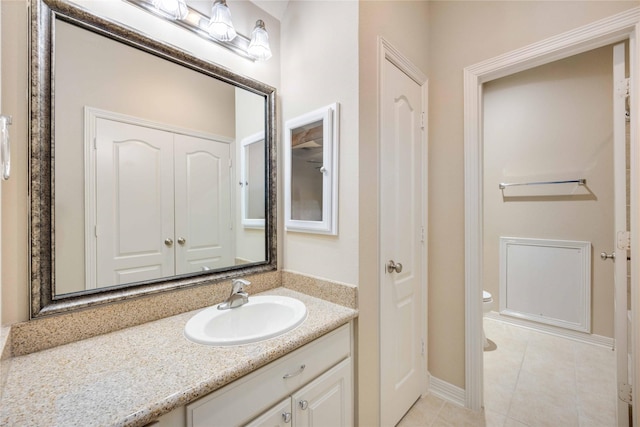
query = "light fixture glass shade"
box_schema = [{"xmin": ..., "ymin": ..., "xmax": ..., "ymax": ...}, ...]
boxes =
[
  {"xmin": 208, "ymin": 0, "xmax": 237, "ymax": 41},
  {"xmin": 248, "ymin": 20, "xmax": 272, "ymax": 61},
  {"xmin": 151, "ymin": 0, "xmax": 188, "ymax": 20}
]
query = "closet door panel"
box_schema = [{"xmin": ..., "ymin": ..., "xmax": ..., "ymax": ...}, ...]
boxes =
[
  {"xmin": 95, "ymin": 118, "xmax": 175, "ymax": 288},
  {"xmin": 174, "ymin": 134, "xmax": 233, "ymax": 273}
]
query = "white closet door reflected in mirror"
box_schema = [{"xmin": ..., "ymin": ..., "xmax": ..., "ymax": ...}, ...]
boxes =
[
  {"xmin": 240, "ymin": 132, "xmax": 266, "ymax": 228},
  {"xmin": 284, "ymin": 103, "xmax": 339, "ymax": 235}
]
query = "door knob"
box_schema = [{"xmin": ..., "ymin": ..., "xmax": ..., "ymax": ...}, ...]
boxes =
[
  {"xmin": 164, "ymin": 238, "xmax": 173, "ymax": 247},
  {"xmin": 299, "ymin": 400, "xmax": 309, "ymax": 410},
  {"xmin": 386, "ymin": 260, "xmax": 403, "ymax": 273},
  {"xmin": 600, "ymin": 251, "xmax": 616, "ymax": 261},
  {"xmin": 177, "ymin": 237, "xmax": 186, "ymax": 245},
  {"xmin": 282, "ymin": 412, "xmax": 292, "ymax": 423}
]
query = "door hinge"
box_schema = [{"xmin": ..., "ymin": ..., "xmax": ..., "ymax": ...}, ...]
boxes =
[
  {"xmin": 619, "ymin": 383, "xmax": 632, "ymax": 404},
  {"xmin": 420, "ymin": 112, "xmax": 425, "ymax": 130},
  {"xmin": 617, "ymin": 78, "xmax": 630, "ymax": 98},
  {"xmin": 93, "ymin": 137, "xmax": 97, "ymax": 150},
  {"xmin": 617, "ymin": 231, "xmax": 630, "ymax": 250},
  {"xmin": 421, "ymin": 339, "xmax": 425, "ymax": 357},
  {"xmin": 420, "ymin": 226, "xmax": 425, "ymax": 243},
  {"xmin": 228, "ymin": 159, "xmax": 232, "ymax": 168}
]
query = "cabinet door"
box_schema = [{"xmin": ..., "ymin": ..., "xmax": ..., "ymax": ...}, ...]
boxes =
[
  {"xmin": 292, "ymin": 358, "xmax": 352, "ymax": 427},
  {"xmin": 245, "ymin": 398, "xmax": 292, "ymax": 427}
]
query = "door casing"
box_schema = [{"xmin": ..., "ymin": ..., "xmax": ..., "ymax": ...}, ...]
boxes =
[{"xmin": 463, "ymin": 8, "xmax": 640, "ymax": 424}]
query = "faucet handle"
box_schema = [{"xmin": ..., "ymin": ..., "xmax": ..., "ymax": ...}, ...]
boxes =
[{"xmin": 231, "ymin": 278, "xmax": 250, "ymax": 293}]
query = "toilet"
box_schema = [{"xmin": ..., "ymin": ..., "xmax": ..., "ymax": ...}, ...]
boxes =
[{"xmin": 482, "ymin": 290, "xmax": 493, "ymax": 349}]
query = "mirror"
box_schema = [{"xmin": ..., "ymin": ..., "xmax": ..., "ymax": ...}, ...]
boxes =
[
  {"xmin": 284, "ymin": 103, "xmax": 339, "ymax": 235},
  {"xmin": 30, "ymin": 0, "xmax": 276, "ymax": 317},
  {"xmin": 240, "ymin": 132, "xmax": 266, "ymax": 228}
]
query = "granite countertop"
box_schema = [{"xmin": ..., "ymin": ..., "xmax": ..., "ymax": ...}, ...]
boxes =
[{"xmin": 0, "ymin": 288, "xmax": 357, "ymax": 427}]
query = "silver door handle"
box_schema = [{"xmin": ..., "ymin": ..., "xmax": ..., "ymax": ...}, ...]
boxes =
[
  {"xmin": 387, "ymin": 260, "xmax": 403, "ymax": 273},
  {"xmin": 177, "ymin": 237, "xmax": 186, "ymax": 245},
  {"xmin": 600, "ymin": 251, "xmax": 616, "ymax": 261},
  {"xmin": 164, "ymin": 238, "xmax": 173, "ymax": 247},
  {"xmin": 282, "ymin": 412, "xmax": 292, "ymax": 423},
  {"xmin": 299, "ymin": 400, "xmax": 308, "ymax": 410}
]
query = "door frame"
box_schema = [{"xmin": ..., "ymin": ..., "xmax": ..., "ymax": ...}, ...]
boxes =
[
  {"xmin": 377, "ymin": 36, "xmax": 429, "ymax": 422},
  {"xmin": 463, "ymin": 8, "xmax": 640, "ymax": 422}
]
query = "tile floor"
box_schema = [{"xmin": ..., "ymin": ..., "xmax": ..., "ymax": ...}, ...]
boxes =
[{"xmin": 397, "ymin": 317, "xmax": 617, "ymax": 426}]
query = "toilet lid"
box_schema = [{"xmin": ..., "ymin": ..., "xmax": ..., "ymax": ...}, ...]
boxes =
[{"xmin": 483, "ymin": 290, "xmax": 492, "ymax": 302}]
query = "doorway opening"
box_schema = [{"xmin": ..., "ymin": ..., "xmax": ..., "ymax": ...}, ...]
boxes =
[{"xmin": 464, "ymin": 8, "xmax": 639, "ymax": 426}]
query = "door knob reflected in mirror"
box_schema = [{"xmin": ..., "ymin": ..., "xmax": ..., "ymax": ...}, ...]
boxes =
[{"xmin": 387, "ymin": 260, "xmax": 403, "ymax": 273}]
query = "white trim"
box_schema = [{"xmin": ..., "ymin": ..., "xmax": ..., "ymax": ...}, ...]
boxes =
[
  {"xmin": 464, "ymin": 7, "xmax": 640, "ymax": 417},
  {"xmin": 485, "ymin": 312, "xmax": 614, "ymax": 349},
  {"xmin": 377, "ymin": 36, "xmax": 429, "ymax": 424},
  {"xmin": 428, "ymin": 375, "xmax": 466, "ymax": 408},
  {"xmin": 283, "ymin": 103, "xmax": 339, "ymax": 235}
]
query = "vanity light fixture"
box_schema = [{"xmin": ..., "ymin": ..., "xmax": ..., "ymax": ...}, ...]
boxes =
[
  {"xmin": 125, "ymin": 0, "xmax": 273, "ymax": 62},
  {"xmin": 151, "ymin": 0, "xmax": 188, "ymax": 20},
  {"xmin": 248, "ymin": 20, "xmax": 272, "ymax": 61},
  {"xmin": 208, "ymin": 0, "xmax": 237, "ymax": 41}
]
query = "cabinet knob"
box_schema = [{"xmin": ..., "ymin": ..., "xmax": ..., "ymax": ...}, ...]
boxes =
[
  {"xmin": 299, "ymin": 400, "xmax": 308, "ymax": 410},
  {"xmin": 282, "ymin": 412, "xmax": 292, "ymax": 423},
  {"xmin": 164, "ymin": 238, "xmax": 173, "ymax": 247},
  {"xmin": 177, "ymin": 237, "xmax": 186, "ymax": 245}
]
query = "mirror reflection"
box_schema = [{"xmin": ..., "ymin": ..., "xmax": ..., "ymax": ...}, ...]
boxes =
[
  {"xmin": 290, "ymin": 120, "xmax": 324, "ymax": 221},
  {"xmin": 53, "ymin": 19, "xmax": 266, "ymax": 295},
  {"xmin": 240, "ymin": 133, "xmax": 266, "ymax": 228}
]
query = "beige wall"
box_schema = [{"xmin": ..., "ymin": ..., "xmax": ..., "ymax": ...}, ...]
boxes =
[
  {"xmin": 483, "ymin": 45, "xmax": 615, "ymax": 338},
  {"xmin": 359, "ymin": 2, "xmax": 429, "ymax": 425},
  {"xmin": 1, "ymin": 1, "xmax": 29, "ymax": 326},
  {"xmin": 428, "ymin": 0, "xmax": 637, "ymax": 389},
  {"xmin": 0, "ymin": 0, "xmax": 280, "ymax": 324},
  {"xmin": 280, "ymin": 0, "xmax": 359, "ymax": 285}
]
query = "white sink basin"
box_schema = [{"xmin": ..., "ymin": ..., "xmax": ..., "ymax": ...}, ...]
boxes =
[{"xmin": 184, "ymin": 295, "xmax": 307, "ymax": 346}]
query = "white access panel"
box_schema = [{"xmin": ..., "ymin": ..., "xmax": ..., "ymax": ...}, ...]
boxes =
[{"xmin": 499, "ymin": 237, "xmax": 591, "ymax": 333}]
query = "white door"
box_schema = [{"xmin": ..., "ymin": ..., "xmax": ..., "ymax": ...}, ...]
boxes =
[
  {"xmin": 96, "ymin": 119, "xmax": 175, "ymax": 288},
  {"xmin": 613, "ymin": 42, "xmax": 632, "ymax": 426},
  {"xmin": 174, "ymin": 134, "xmax": 233, "ymax": 273},
  {"xmin": 380, "ymin": 54, "xmax": 426, "ymax": 426}
]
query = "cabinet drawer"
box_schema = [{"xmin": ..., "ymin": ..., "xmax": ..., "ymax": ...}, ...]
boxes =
[{"xmin": 187, "ymin": 323, "xmax": 351, "ymax": 427}]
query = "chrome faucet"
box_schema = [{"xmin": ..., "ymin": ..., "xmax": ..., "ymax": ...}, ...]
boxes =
[{"xmin": 217, "ymin": 278, "xmax": 251, "ymax": 310}]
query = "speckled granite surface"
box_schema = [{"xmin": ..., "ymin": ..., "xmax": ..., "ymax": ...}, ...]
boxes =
[{"xmin": 0, "ymin": 288, "xmax": 357, "ymax": 427}]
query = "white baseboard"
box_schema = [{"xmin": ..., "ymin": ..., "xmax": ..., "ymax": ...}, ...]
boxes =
[
  {"xmin": 485, "ymin": 311, "xmax": 614, "ymax": 349},
  {"xmin": 428, "ymin": 374, "xmax": 466, "ymax": 407}
]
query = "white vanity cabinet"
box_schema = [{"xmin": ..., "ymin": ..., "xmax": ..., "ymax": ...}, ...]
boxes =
[
  {"xmin": 185, "ymin": 323, "xmax": 353, "ymax": 427},
  {"xmin": 247, "ymin": 358, "xmax": 352, "ymax": 427}
]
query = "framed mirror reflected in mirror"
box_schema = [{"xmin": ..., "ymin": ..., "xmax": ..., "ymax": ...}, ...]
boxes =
[
  {"xmin": 284, "ymin": 103, "xmax": 339, "ymax": 235},
  {"xmin": 30, "ymin": 0, "xmax": 276, "ymax": 317}
]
